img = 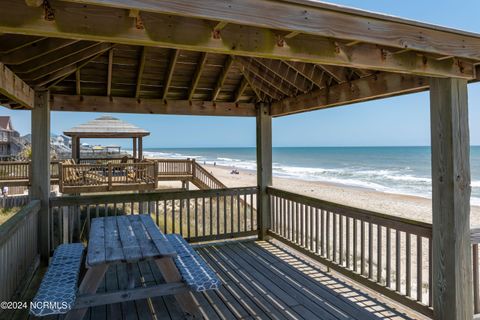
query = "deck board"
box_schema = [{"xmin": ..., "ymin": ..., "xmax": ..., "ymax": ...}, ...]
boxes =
[{"xmin": 17, "ymin": 240, "xmax": 424, "ymax": 320}]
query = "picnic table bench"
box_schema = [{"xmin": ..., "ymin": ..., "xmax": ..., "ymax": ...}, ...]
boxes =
[{"xmin": 30, "ymin": 215, "xmax": 221, "ymax": 319}]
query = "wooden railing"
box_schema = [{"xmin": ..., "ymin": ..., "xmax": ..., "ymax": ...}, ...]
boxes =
[
  {"xmin": 0, "ymin": 161, "xmax": 30, "ymax": 180},
  {"xmin": 471, "ymin": 229, "xmax": 480, "ymax": 314},
  {"xmin": 49, "ymin": 187, "xmax": 258, "ymax": 247},
  {"xmin": 59, "ymin": 162, "xmax": 158, "ymax": 193},
  {"xmin": 192, "ymin": 161, "xmax": 226, "ymax": 189},
  {"xmin": 267, "ymin": 187, "xmax": 433, "ymax": 318},
  {"xmin": 0, "ymin": 200, "xmax": 40, "ymax": 304},
  {"xmin": 156, "ymin": 159, "xmax": 194, "ymax": 177},
  {"xmin": 78, "ymin": 157, "xmax": 135, "ymax": 165}
]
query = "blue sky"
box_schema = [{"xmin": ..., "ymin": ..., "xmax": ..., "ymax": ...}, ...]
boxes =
[{"xmin": 1, "ymin": 0, "xmax": 480, "ymax": 148}]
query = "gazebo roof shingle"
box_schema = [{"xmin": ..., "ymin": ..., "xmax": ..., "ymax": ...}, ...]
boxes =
[{"xmin": 64, "ymin": 115, "xmax": 150, "ymax": 138}]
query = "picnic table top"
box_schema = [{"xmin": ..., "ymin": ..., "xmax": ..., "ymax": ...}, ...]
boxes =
[{"xmin": 87, "ymin": 215, "xmax": 176, "ymax": 267}]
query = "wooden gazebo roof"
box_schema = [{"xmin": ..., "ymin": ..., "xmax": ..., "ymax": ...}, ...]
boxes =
[
  {"xmin": 64, "ymin": 115, "xmax": 150, "ymax": 138},
  {"xmin": 0, "ymin": 0, "xmax": 479, "ymax": 117}
]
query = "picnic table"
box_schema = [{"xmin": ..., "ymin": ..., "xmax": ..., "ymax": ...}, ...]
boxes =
[{"xmin": 65, "ymin": 215, "xmax": 202, "ymax": 320}]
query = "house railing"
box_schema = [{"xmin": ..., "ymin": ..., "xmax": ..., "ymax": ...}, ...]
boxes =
[
  {"xmin": 191, "ymin": 161, "xmax": 226, "ymax": 189},
  {"xmin": 266, "ymin": 187, "xmax": 433, "ymax": 318},
  {"xmin": 48, "ymin": 187, "xmax": 258, "ymax": 247},
  {"xmin": 0, "ymin": 161, "xmax": 59, "ymax": 183},
  {"xmin": 0, "ymin": 200, "xmax": 40, "ymax": 304}
]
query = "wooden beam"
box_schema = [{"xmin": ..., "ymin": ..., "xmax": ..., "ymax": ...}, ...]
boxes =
[
  {"xmin": 58, "ymin": 0, "xmax": 480, "ymax": 61},
  {"xmin": 430, "ymin": 78, "xmax": 472, "ymax": 320},
  {"xmin": 162, "ymin": 49, "xmax": 179, "ymax": 100},
  {"xmin": 272, "ymin": 73, "xmax": 429, "ymax": 116},
  {"xmin": 188, "ymin": 52, "xmax": 208, "ymax": 100},
  {"xmin": 75, "ymin": 69, "xmax": 81, "ymax": 95},
  {"xmin": 0, "ymin": 1, "xmax": 473, "ymax": 79},
  {"xmin": 0, "ymin": 38, "xmax": 78, "ymax": 65},
  {"xmin": 50, "ymin": 94, "xmax": 256, "ymax": 116},
  {"xmin": 135, "ymin": 46, "xmax": 146, "ymax": 98},
  {"xmin": 0, "ymin": 62, "xmax": 34, "ymax": 108},
  {"xmin": 0, "ymin": 35, "xmax": 46, "ymax": 54},
  {"xmin": 236, "ymin": 57, "xmax": 296, "ymax": 97},
  {"xmin": 256, "ymin": 102, "xmax": 272, "ymax": 240},
  {"xmin": 212, "ymin": 56, "xmax": 233, "ymax": 101},
  {"xmin": 31, "ymin": 90, "xmax": 50, "ymax": 263},
  {"xmin": 318, "ymin": 64, "xmax": 350, "ymax": 83},
  {"xmin": 234, "ymin": 77, "xmax": 249, "ymax": 103},
  {"xmin": 107, "ymin": 49, "xmax": 113, "ymax": 96},
  {"xmin": 255, "ymin": 58, "xmax": 311, "ymax": 92},
  {"xmin": 283, "ymin": 61, "xmax": 327, "ymax": 88}
]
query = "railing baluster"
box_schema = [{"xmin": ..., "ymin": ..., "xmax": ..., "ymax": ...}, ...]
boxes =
[
  {"xmin": 339, "ymin": 214, "xmax": 343, "ymax": 265},
  {"xmin": 386, "ymin": 227, "xmax": 391, "ymax": 288},
  {"xmin": 310, "ymin": 205, "xmax": 314, "ymax": 252},
  {"xmin": 353, "ymin": 218, "xmax": 357, "ymax": 272},
  {"xmin": 396, "ymin": 230, "xmax": 402, "ymax": 292},
  {"xmin": 377, "ymin": 225, "xmax": 382, "ymax": 284},
  {"xmin": 333, "ymin": 212, "xmax": 337, "ymax": 262},
  {"xmin": 202, "ymin": 197, "xmax": 206, "ymax": 237},
  {"xmin": 417, "ymin": 236, "xmax": 423, "ymax": 303},
  {"xmin": 346, "ymin": 217, "xmax": 350, "ymax": 268},
  {"xmin": 406, "ymin": 232, "xmax": 411, "ymax": 297},
  {"xmin": 194, "ymin": 198, "xmax": 198, "ymax": 238},
  {"xmin": 368, "ymin": 222, "xmax": 373, "ymax": 279},
  {"xmin": 361, "ymin": 220, "xmax": 365, "ymax": 275}
]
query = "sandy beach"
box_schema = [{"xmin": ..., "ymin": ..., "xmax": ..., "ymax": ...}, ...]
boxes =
[{"xmin": 161, "ymin": 163, "xmax": 480, "ymax": 226}]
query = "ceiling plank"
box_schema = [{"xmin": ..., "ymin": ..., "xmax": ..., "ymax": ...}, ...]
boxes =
[
  {"xmin": 50, "ymin": 94, "xmax": 256, "ymax": 116},
  {"xmin": 272, "ymin": 73, "xmax": 429, "ymax": 116},
  {"xmin": 107, "ymin": 49, "xmax": 113, "ymax": 96},
  {"xmin": 58, "ymin": 0, "xmax": 480, "ymax": 61},
  {"xmin": 212, "ymin": 56, "xmax": 233, "ymax": 101},
  {"xmin": 0, "ymin": 1, "xmax": 473, "ymax": 79},
  {"xmin": 0, "ymin": 62, "xmax": 34, "ymax": 108},
  {"xmin": 135, "ymin": 46, "xmax": 146, "ymax": 98},
  {"xmin": 162, "ymin": 49, "xmax": 179, "ymax": 100},
  {"xmin": 0, "ymin": 38, "xmax": 78, "ymax": 65},
  {"xmin": 188, "ymin": 52, "xmax": 208, "ymax": 100}
]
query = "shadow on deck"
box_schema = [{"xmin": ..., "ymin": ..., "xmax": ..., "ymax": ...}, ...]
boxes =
[{"xmin": 12, "ymin": 241, "xmax": 422, "ymax": 320}]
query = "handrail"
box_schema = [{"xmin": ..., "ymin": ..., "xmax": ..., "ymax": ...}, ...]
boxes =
[
  {"xmin": 0, "ymin": 200, "xmax": 40, "ymax": 304},
  {"xmin": 267, "ymin": 187, "xmax": 433, "ymax": 318},
  {"xmin": 49, "ymin": 187, "xmax": 258, "ymax": 246}
]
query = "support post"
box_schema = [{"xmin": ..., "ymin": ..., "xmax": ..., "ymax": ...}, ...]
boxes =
[
  {"xmin": 429, "ymin": 77, "xmax": 472, "ymax": 319},
  {"xmin": 133, "ymin": 137, "xmax": 137, "ymax": 160},
  {"xmin": 71, "ymin": 135, "xmax": 77, "ymax": 161},
  {"xmin": 31, "ymin": 90, "xmax": 51, "ymax": 263},
  {"xmin": 256, "ymin": 102, "xmax": 272, "ymax": 240},
  {"xmin": 138, "ymin": 137, "xmax": 143, "ymax": 160}
]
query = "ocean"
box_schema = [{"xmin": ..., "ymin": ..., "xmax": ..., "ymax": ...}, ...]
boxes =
[{"xmin": 140, "ymin": 146, "xmax": 480, "ymax": 205}]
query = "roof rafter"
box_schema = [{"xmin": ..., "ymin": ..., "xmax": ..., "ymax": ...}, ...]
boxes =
[
  {"xmin": 188, "ymin": 52, "xmax": 208, "ymax": 100},
  {"xmin": 135, "ymin": 46, "xmax": 146, "ymax": 98},
  {"xmin": 107, "ymin": 49, "xmax": 113, "ymax": 96},
  {"xmin": 233, "ymin": 77, "xmax": 249, "ymax": 103},
  {"xmin": 0, "ymin": 38, "xmax": 78, "ymax": 65},
  {"xmin": 318, "ymin": 64, "xmax": 350, "ymax": 83},
  {"xmin": 162, "ymin": 49, "xmax": 179, "ymax": 100},
  {"xmin": 0, "ymin": 0, "xmax": 473, "ymax": 79},
  {"xmin": 212, "ymin": 56, "xmax": 233, "ymax": 101},
  {"xmin": 238, "ymin": 64, "xmax": 283, "ymax": 101},
  {"xmin": 284, "ymin": 61, "xmax": 327, "ymax": 88},
  {"xmin": 255, "ymin": 58, "xmax": 311, "ymax": 93}
]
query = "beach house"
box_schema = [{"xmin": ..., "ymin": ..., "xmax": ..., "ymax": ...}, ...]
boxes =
[{"xmin": 0, "ymin": 1, "xmax": 479, "ymax": 319}]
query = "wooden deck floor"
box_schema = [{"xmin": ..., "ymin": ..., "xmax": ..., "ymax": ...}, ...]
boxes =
[{"xmin": 12, "ymin": 240, "xmax": 423, "ymax": 320}]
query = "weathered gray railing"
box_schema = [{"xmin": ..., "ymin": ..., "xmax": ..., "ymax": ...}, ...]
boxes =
[
  {"xmin": 0, "ymin": 161, "xmax": 59, "ymax": 183},
  {"xmin": 0, "ymin": 200, "xmax": 40, "ymax": 305},
  {"xmin": 267, "ymin": 187, "xmax": 433, "ymax": 318},
  {"xmin": 192, "ymin": 161, "xmax": 226, "ymax": 189},
  {"xmin": 49, "ymin": 187, "xmax": 258, "ymax": 248},
  {"xmin": 471, "ymin": 229, "xmax": 480, "ymax": 314}
]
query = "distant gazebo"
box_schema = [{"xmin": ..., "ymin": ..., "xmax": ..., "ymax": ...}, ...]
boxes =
[{"xmin": 64, "ymin": 115, "xmax": 150, "ymax": 161}]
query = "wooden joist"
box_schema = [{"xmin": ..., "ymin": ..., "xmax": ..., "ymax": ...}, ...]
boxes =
[
  {"xmin": 272, "ymin": 73, "xmax": 429, "ymax": 116},
  {"xmin": 0, "ymin": 62, "xmax": 34, "ymax": 108},
  {"xmin": 318, "ymin": 64, "xmax": 350, "ymax": 83},
  {"xmin": 50, "ymin": 94, "xmax": 256, "ymax": 116},
  {"xmin": 0, "ymin": 0, "xmax": 474, "ymax": 79},
  {"xmin": 234, "ymin": 77, "xmax": 249, "ymax": 103},
  {"xmin": 283, "ymin": 61, "xmax": 327, "ymax": 88},
  {"xmin": 107, "ymin": 49, "xmax": 113, "ymax": 96},
  {"xmin": 75, "ymin": 69, "xmax": 81, "ymax": 95},
  {"xmin": 255, "ymin": 58, "xmax": 311, "ymax": 93},
  {"xmin": 239, "ymin": 65, "xmax": 283, "ymax": 101},
  {"xmin": 0, "ymin": 38, "xmax": 78, "ymax": 65}
]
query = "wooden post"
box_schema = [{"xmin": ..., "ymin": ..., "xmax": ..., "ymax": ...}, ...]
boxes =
[
  {"xmin": 138, "ymin": 137, "xmax": 143, "ymax": 160},
  {"xmin": 132, "ymin": 137, "xmax": 137, "ymax": 160},
  {"xmin": 71, "ymin": 135, "xmax": 77, "ymax": 160},
  {"xmin": 256, "ymin": 102, "xmax": 272, "ymax": 240},
  {"xmin": 76, "ymin": 137, "xmax": 81, "ymax": 162},
  {"xmin": 429, "ymin": 78, "xmax": 472, "ymax": 320},
  {"xmin": 31, "ymin": 90, "xmax": 51, "ymax": 263}
]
